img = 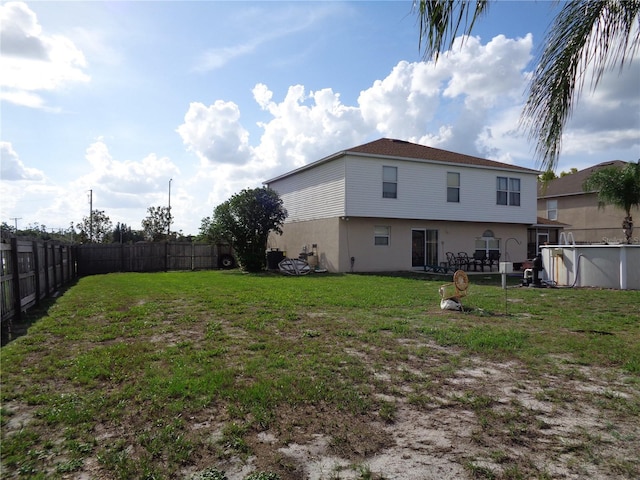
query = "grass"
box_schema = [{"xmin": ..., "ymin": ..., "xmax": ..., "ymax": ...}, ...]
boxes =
[{"xmin": 1, "ymin": 270, "xmax": 639, "ymax": 479}]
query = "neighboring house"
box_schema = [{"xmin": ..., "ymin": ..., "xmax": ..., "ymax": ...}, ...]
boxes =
[
  {"xmin": 264, "ymin": 138, "xmax": 539, "ymax": 273},
  {"xmin": 537, "ymin": 160, "xmax": 637, "ymax": 245}
]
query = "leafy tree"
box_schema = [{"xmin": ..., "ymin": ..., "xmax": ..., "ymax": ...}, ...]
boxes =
[
  {"xmin": 141, "ymin": 206, "xmax": 172, "ymax": 241},
  {"xmin": 201, "ymin": 187, "xmax": 287, "ymax": 272},
  {"xmin": 538, "ymin": 170, "xmax": 557, "ymax": 183},
  {"xmin": 76, "ymin": 210, "xmax": 113, "ymax": 243},
  {"xmin": 18, "ymin": 222, "xmax": 50, "ymax": 240},
  {"xmin": 583, "ymin": 161, "xmax": 640, "ymax": 244},
  {"xmin": 560, "ymin": 168, "xmax": 578, "ymax": 177},
  {"xmin": 112, "ymin": 222, "xmax": 145, "ymax": 244},
  {"xmin": 1, "ymin": 222, "xmax": 76, "ymax": 242},
  {"xmin": 413, "ymin": 0, "xmax": 640, "ymax": 172},
  {"xmin": 1, "ymin": 222, "xmax": 16, "ymax": 240}
]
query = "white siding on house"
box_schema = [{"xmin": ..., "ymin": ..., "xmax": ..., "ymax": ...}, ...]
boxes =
[
  {"xmin": 344, "ymin": 155, "xmax": 537, "ymax": 224},
  {"xmin": 268, "ymin": 158, "xmax": 346, "ymax": 222}
]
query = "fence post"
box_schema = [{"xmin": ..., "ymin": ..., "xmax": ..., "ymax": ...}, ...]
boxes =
[
  {"xmin": 58, "ymin": 244, "xmax": 63, "ymax": 287},
  {"xmin": 10, "ymin": 238, "xmax": 21, "ymax": 321},
  {"xmin": 43, "ymin": 241, "xmax": 50, "ymax": 296},
  {"xmin": 51, "ymin": 242, "xmax": 58, "ymax": 292},
  {"xmin": 33, "ymin": 240, "xmax": 41, "ymax": 307},
  {"xmin": 71, "ymin": 245, "xmax": 77, "ymax": 279}
]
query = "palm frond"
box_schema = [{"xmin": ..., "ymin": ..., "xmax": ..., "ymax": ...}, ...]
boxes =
[
  {"xmin": 521, "ymin": 0, "xmax": 640, "ymax": 171},
  {"xmin": 413, "ymin": 0, "xmax": 490, "ymax": 61}
]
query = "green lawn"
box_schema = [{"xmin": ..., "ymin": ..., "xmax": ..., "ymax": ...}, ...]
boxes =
[{"xmin": 1, "ymin": 271, "xmax": 639, "ymax": 479}]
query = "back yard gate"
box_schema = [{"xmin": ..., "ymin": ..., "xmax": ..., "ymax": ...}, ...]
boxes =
[{"xmin": 1, "ymin": 240, "xmax": 233, "ymax": 327}]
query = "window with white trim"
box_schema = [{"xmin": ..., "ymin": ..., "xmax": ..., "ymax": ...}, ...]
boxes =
[
  {"xmin": 547, "ymin": 200, "xmax": 557, "ymax": 220},
  {"xmin": 382, "ymin": 166, "xmax": 397, "ymax": 199},
  {"xmin": 475, "ymin": 231, "xmax": 500, "ymax": 257},
  {"xmin": 497, "ymin": 176, "xmax": 521, "ymax": 206},
  {"xmin": 374, "ymin": 226, "xmax": 390, "ymax": 246},
  {"xmin": 447, "ymin": 172, "xmax": 460, "ymax": 203}
]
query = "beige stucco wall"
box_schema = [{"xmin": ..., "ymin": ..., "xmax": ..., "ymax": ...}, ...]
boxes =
[
  {"xmin": 267, "ymin": 217, "xmax": 342, "ymax": 272},
  {"xmin": 538, "ymin": 193, "xmax": 640, "ymax": 244},
  {"xmin": 269, "ymin": 217, "xmax": 529, "ymax": 273}
]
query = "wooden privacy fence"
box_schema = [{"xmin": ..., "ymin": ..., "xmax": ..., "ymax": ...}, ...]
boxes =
[
  {"xmin": 1, "ymin": 240, "xmax": 231, "ymax": 325},
  {"xmin": 1, "ymin": 238, "xmax": 77, "ymax": 323},
  {"xmin": 76, "ymin": 242, "xmax": 231, "ymax": 276}
]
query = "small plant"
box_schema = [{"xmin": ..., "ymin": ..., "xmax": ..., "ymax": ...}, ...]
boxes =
[
  {"xmin": 378, "ymin": 400, "xmax": 396, "ymax": 423},
  {"xmin": 191, "ymin": 468, "xmax": 228, "ymax": 480},
  {"xmin": 302, "ymin": 329, "xmax": 320, "ymax": 338},
  {"xmin": 244, "ymin": 472, "xmax": 281, "ymax": 480},
  {"xmin": 55, "ymin": 458, "xmax": 84, "ymax": 473},
  {"xmin": 464, "ymin": 461, "xmax": 496, "ymax": 479}
]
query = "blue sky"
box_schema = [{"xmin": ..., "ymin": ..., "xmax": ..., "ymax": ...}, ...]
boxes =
[{"xmin": 2, "ymin": 1, "xmax": 639, "ymax": 235}]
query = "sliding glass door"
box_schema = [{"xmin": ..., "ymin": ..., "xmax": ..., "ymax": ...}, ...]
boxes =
[{"xmin": 412, "ymin": 229, "xmax": 438, "ymax": 268}]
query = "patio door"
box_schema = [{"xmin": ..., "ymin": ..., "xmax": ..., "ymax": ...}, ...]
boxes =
[
  {"xmin": 412, "ymin": 229, "xmax": 438, "ymax": 268},
  {"xmin": 537, "ymin": 232, "xmax": 549, "ymax": 255}
]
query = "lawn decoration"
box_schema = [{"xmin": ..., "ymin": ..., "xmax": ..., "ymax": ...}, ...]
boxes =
[
  {"xmin": 439, "ymin": 270, "xmax": 469, "ymax": 311},
  {"xmin": 278, "ymin": 257, "xmax": 311, "ymax": 276}
]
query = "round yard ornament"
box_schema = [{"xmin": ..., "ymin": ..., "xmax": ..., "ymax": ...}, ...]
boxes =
[
  {"xmin": 453, "ymin": 270, "xmax": 469, "ymax": 293},
  {"xmin": 439, "ymin": 270, "xmax": 469, "ymax": 311}
]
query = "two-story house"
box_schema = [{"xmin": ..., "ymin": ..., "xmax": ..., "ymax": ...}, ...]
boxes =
[
  {"xmin": 537, "ymin": 160, "xmax": 636, "ymax": 245},
  {"xmin": 264, "ymin": 138, "xmax": 539, "ymax": 273}
]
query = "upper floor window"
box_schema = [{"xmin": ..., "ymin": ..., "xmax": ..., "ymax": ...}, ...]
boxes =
[
  {"xmin": 447, "ymin": 172, "xmax": 460, "ymax": 202},
  {"xmin": 547, "ymin": 200, "xmax": 557, "ymax": 220},
  {"xmin": 497, "ymin": 176, "xmax": 521, "ymax": 206},
  {"xmin": 382, "ymin": 166, "xmax": 397, "ymax": 199},
  {"xmin": 374, "ymin": 226, "xmax": 390, "ymax": 246}
]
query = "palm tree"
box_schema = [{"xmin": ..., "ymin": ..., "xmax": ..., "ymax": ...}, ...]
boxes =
[
  {"xmin": 413, "ymin": 0, "xmax": 640, "ymax": 172},
  {"xmin": 583, "ymin": 161, "xmax": 640, "ymax": 244}
]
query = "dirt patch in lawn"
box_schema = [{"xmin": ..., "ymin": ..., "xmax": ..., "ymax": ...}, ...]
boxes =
[
  {"xmin": 3, "ymin": 324, "xmax": 639, "ymax": 479},
  {"xmin": 171, "ymin": 340, "xmax": 638, "ymax": 480}
]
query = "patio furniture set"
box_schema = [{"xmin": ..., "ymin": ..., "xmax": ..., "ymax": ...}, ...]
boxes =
[{"xmin": 446, "ymin": 251, "xmax": 501, "ymax": 273}]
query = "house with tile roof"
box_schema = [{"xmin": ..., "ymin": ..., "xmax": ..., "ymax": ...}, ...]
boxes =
[
  {"xmin": 537, "ymin": 160, "xmax": 637, "ymax": 245},
  {"xmin": 264, "ymin": 138, "xmax": 539, "ymax": 273}
]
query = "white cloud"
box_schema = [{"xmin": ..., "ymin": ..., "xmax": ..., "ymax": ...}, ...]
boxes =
[
  {"xmin": 177, "ymin": 101, "xmax": 252, "ymax": 166},
  {"xmin": 0, "ymin": 142, "xmax": 73, "ymax": 231},
  {"xmin": 0, "ymin": 141, "xmax": 45, "ymax": 181},
  {"xmin": 441, "ymin": 34, "xmax": 533, "ymax": 107},
  {"xmin": 193, "ymin": 43, "xmax": 256, "ymax": 73},
  {"xmin": 359, "ymin": 60, "xmax": 446, "ymax": 140},
  {"xmin": 75, "ymin": 139, "xmax": 180, "ymax": 201},
  {"xmin": 357, "ymin": 34, "xmax": 534, "ymax": 157},
  {"xmin": 0, "ymin": 1, "xmax": 47, "ymax": 59},
  {"xmin": 36, "ymin": 138, "xmax": 190, "ymax": 232},
  {"xmin": 547, "ymin": 51, "xmax": 640, "ymax": 164},
  {"xmin": 0, "ymin": 1, "xmax": 90, "ymax": 108},
  {"xmin": 252, "ymin": 84, "xmax": 365, "ymax": 170}
]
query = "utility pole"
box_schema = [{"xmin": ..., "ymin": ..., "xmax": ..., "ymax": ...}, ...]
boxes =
[
  {"xmin": 10, "ymin": 217, "xmax": 21, "ymax": 231},
  {"xmin": 168, "ymin": 178, "xmax": 172, "ymax": 238}
]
